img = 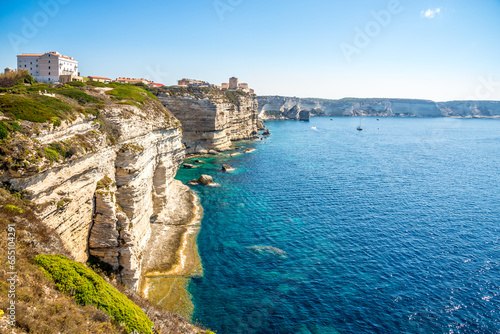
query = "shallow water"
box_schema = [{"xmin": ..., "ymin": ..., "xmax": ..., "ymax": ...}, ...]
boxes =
[{"xmin": 176, "ymin": 117, "xmax": 500, "ymax": 334}]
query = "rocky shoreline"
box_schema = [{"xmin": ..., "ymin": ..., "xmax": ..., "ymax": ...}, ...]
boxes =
[{"xmin": 140, "ymin": 180, "xmax": 203, "ymax": 318}]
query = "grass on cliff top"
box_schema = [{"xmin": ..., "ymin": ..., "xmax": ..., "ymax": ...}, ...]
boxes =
[
  {"xmin": 0, "ymin": 93, "xmax": 73, "ymax": 124},
  {"xmin": 107, "ymin": 84, "xmax": 157, "ymax": 103},
  {"xmin": 34, "ymin": 254, "xmax": 154, "ymax": 334}
]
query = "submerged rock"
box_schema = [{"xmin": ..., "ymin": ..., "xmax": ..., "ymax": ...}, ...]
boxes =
[
  {"xmin": 198, "ymin": 174, "xmax": 215, "ymax": 185},
  {"xmin": 248, "ymin": 245, "xmax": 287, "ymax": 258},
  {"xmin": 194, "ymin": 159, "xmax": 203, "ymax": 163}
]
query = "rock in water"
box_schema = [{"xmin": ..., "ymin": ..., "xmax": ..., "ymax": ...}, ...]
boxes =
[
  {"xmin": 187, "ymin": 179, "xmax": 199, "ymax": 185},
  {"xmin": 257, "ymin": 121, "xmax": 265, "ymax": 130},
  {"xmin": 208, "ymin": 149, "xmax": 220, "ymax": 155},
  {"xmin": 248, "ymin": 245, "xmax": 287, "ymax": 258},
  {"xmin": 222, "ymin": 164, "xmax": 232, "ymax": 172},
  {"xmin": 263, "ymin": 129, "xmax": 271, "ymax": 136},
  {"xmin": 244, "ymin": 148, "xmax": 256, "ymax": 153},
  {"xmin": 183, "ymin": 163, "xmax": 195, "ymax": 169},
  {"xmin": 194, "ymin": 159, "xmax": 203, "ymax": 163},
  {"xmin": 198, "ymin": 174, "xmax": 214, "ymax": 185}
]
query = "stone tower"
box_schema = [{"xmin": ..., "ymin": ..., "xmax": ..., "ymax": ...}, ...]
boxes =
[{"xmin": 229, "ymin": 77, "xmax": 238, "ymax": 90}]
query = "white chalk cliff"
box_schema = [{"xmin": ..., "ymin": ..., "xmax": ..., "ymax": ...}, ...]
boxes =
[
  {"xmin": 257, "ymin": 96, "xmax": 500, "ymax": 118},
  {"xmin": 2, "ymin": 94, "xmax": 187, "ymax": 290}
]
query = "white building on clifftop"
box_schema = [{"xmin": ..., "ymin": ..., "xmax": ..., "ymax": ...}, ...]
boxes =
[{"xmin": 17, "ymin": 51, "xmax": 79, "ymax": 83}]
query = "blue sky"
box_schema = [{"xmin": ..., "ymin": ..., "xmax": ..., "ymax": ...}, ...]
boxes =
[{"xmin": 1, "ymin": 0, "xmax": 500, "ymax": 101}]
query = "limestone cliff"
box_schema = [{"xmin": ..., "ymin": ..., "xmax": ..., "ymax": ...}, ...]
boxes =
[
  {"xmin": 257, "ymin": 96, "xmax": 500, "ymax": 118},
  {"xmin": 0, "ymin": 84, "xmax": 187, "ymax": 290},
  {"xmin": 158, "ymin": 87, "xmax": 259, "ymax": 153}
]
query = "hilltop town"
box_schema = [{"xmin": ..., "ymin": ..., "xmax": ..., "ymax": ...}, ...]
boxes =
[{"xmin": 7, "ymin": 51, "xmax": 254, "ymax": 95}]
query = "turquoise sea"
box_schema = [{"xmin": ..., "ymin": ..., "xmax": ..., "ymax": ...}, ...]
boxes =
[{"xmin": 175, "ymin": 117, "xmax": 500, "ymax": 334}]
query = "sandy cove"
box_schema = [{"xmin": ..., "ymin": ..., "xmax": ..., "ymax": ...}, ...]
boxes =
[{"xmin": 139, "ymin": 180, "xmax": 203, "ymax": 318}]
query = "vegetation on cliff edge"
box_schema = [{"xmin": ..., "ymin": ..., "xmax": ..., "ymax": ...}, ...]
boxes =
[
  {"xmin": 34, "ymin": 254, "xmax": 154, "ymax": 334},
  {"xmin": 0, "ymin": 80, "xmax": 175, "ymax": 175},
  {"xmin": 0, "ymin": 187, "xmax": 209, "ymax": 333}
]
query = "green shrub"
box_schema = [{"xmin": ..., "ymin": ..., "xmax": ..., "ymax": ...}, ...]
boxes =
[
  {"xmin": 51, "ymin": 116, "xmax": 62, "ymax": 127},
  {"xmin": 8, "ymin": 121, "xmax": 22, "ymax": 132},
  {"xmin": 107, "ymin": 85, "xmax": 157, "ymax": 103},
  {"xmin": 86, "ymin": 80, "xmax": 107, "ymax": 87},
  {"xmin": 85, "ymin": 107, "xmax": 101, "ymax": 117},
  {"xmin": 58, "ymin": 88, "xmax": 101, "ymax": 105},
  {"xmin": 96, "ymin": 175, "xmax": 113, "ymax": 190},
  {"xmin": 44, "ymin": 147, "xmax": 60, "ymax": 163},
  {"xmin": 0, "ymin": 121, "xmax": 8, "ymax": 139},
  {"xmin": 34, "ymin": 255, "xmax": 154, "ymax": 334},
  {"xmin": 225, "ymin": 90, "xmax": 245, "ymax": 104},
  {"xmin": 3, "ymin": 204, "xmax": 24, "ymax": 214},
  {"xmin": 0, "ymin": 94, "xmax": 72, "ymax": 123},
  {"xmin": 134, "ymin": 82, "xmax": 149, "ymax": 90},
  {"xmin": 0, "ymin": 69, "xmax": 34, "ymax": 87},
  {"xmin": 107, "ymin": 88, "xmax": 147, "ymax": 103},
  {"xmin": 67, "ymin": 81, "xmax": 85, "ymax": 87}
]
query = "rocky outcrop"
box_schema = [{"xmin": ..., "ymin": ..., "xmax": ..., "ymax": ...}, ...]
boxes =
[
  {"xmin": 257, "ymin": 96, "xmax": 500, "ymax": 118},
  {"xmin": 197, "ymin": 174, "xmax": 214, "ymax": 185},
  {"xmin": 2, "ymin": 93, "xmax": 186, "ymax": 290},
  {"xmin": 299, "ymin": 110, "xmax": 310, "ymax": 121},
  {"xmin": 158, "ymin": 87, "xmax": 259, "ymax": 153}
]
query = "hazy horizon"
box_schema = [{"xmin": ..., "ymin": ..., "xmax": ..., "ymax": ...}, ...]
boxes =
[{"xmin": 1, "ymin": 0, "xmax": 500, "ymax": 101}]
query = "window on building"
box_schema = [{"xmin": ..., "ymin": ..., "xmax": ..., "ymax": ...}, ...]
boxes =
[
  {"xmin": 30, "ymin": 62, "xmax": 32, "ymax": 64},
  {"xmin": 48, "ymin": 60, "xmax": 51, "ymax": 63},
  {"xmin": 49, "ymin": 66, "xmax": 51, "ymax": 69},
  {"xmin": 48, "ymin": 72, "xmax": 51, "ymax": 75}
]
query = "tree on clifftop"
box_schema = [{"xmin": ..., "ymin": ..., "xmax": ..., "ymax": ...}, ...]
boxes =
[{"xmin": 0, "ymin": 69, "xmax": 35, "ymax": 88}]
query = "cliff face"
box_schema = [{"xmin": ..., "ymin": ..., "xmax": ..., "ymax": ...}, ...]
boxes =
[
  {"xmin": 1, "ymin": 86, "xmax": 187, "ymax": 290},
  {"xmin": 438, "ymin": 100, "xmax": 500, "ymax": 117},
  {"xmin": 158, "ymin": 87, "xmax": 258, "ymax": 153},
  {"xmin": 257, "ymin": 96, "xmax": 500, "ymax": 118}
]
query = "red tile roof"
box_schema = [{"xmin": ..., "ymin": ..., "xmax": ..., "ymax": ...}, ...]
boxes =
[
  {"xmin": 17, "ymin": 53, "xmax": 43, "ymax": 57},
  {"xmin": 89, "ymin": 76, "xmax": 111, "ymax": 80}
]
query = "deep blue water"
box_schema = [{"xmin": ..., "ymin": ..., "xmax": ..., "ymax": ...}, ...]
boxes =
[{"xmin": 176, "ymin": 117, "xmax": 500, "ymax": 334}]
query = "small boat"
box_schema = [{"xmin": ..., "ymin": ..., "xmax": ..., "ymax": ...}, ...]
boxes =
[{"xmin": 356, "ymin": 126, "xmax": 363, "ymax": 131}]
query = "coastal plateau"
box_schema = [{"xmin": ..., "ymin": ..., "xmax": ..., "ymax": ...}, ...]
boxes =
[{"xmin": 257, "ymin": 96, "xmax": 500, "ymax": 119}]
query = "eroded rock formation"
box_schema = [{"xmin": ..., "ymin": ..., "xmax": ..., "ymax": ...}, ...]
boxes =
[
  {"xmin": 2, "ymin": 94, "xmax": 186, "ymax": 290},
  {"xmin": 158, "ymin": 87, "xmax": 259, "ymax": 153}
]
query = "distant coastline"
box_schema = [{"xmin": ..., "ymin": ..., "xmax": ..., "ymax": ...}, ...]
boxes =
[{"xmin": 257, "ymin": 96, "xmax": 500, "ymax": 119}]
